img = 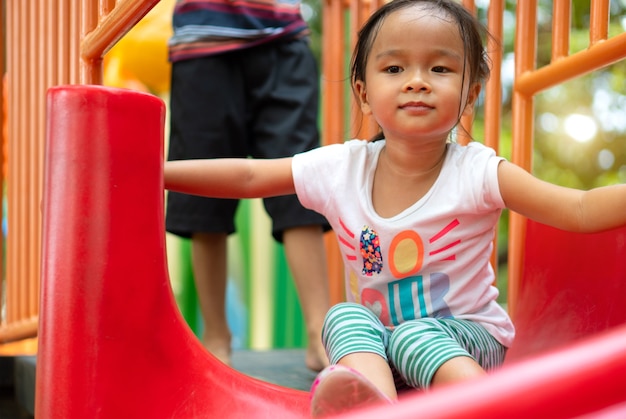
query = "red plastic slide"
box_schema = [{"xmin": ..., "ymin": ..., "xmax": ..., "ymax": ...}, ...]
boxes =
[
  {"xmin": 36, "ymin": 85, "xmax": 626, "ymax": 418},
  {"xmin": 36, "ymin": 85, "xmax": 309, "ymax": 418}
]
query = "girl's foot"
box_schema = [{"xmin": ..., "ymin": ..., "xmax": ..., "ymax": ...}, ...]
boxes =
[{"xmin": 310, "ymin": 365, "xmax": 392, "ymax": 417}]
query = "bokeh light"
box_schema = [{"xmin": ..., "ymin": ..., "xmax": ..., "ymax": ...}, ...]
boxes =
[{"xmin": 564, "ymin": 114, "xmax": 597, "ymax": 143}]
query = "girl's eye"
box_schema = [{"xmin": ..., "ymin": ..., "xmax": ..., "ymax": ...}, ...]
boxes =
[
  {"xmin": 432, "ymin": 66, "xmax": 449, "ymax": 73},
  {"xmin": 385, "ymin": 66, "xmax": 402, "ymax": 74}
]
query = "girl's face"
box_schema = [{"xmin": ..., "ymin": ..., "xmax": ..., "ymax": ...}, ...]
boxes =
[{"xmin": 355, "ymin": 5, "xmax": 481, "ymax": 143}]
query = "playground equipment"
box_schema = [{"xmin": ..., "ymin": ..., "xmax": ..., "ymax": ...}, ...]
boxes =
[
  {"xmin": 37, "ymin": 83, "xmax": 626, "ymax": 418},
  {"xmin": 1, "ymin": 0, "xmax": 625, "ymax": 417},
  {"xmin": 37, "ymin": 84, "xmax": 311, "ymax": 418}
]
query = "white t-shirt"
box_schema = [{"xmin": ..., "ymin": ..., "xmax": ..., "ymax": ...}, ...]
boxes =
[{"xmin": 292, "ymin": 139, "xmax": 515, "ymax": 347}]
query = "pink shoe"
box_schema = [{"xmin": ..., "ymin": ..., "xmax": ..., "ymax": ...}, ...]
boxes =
[{"xmin": 310, "ymin": 365, "xmax": 392, "ymax": 417}]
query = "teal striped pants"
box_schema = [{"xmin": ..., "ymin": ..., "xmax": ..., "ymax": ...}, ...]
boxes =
[{"xmin": 321, "ymin": 302, "xmax": 507, "ymax": 390}]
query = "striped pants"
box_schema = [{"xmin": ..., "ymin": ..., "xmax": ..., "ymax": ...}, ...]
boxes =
[{"xmin": 321, "ymin": 302, "xmax": 506, "ymax": 390}]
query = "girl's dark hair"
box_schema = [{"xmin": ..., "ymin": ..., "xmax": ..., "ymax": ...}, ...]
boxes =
[{"xmin": 350, "ymin": 0, "xmax": 492, "ymax": 141}]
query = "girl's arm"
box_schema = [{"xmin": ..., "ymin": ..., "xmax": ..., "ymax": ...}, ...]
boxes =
[
  {"xmin": 498, "ymin": 160, "xmax": 626, "ymax": 233},
  {"xmin": 164, "ymin": 157, "xmax": 296, "ymax": 199}
]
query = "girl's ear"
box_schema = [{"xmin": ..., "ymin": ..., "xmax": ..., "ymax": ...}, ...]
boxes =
[
  {"xmin": 354, "ymin": 80, "xmax": 372, "ymax": 115},
  {"xmin": 462, "ymin": 83, "xmax": 482, "ymax": 116}
]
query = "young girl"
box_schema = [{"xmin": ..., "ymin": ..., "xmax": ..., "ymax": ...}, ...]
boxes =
[{"xmin": 164, "ymin": 0, "xmax": 626, "ymax": 416}]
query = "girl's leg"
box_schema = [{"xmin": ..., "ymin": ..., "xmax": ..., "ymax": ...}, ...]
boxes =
[
  {"xmin": 310, "ymin": 303, "xmax": 396, "ymax": 417},
  {"xmin": 431, "ymin": 356, "xmax": 486, "ymax": 386},
  {"xmin": 321, "ymin": 302, "xmax": 397, "ymax": 399},
  {"xmin": 337, "ymin": 352, "xmax": 397, "ymax": 400},
  {"xmin": 388, "ymin": 318, "xmax": 506, "ymax": 390}
]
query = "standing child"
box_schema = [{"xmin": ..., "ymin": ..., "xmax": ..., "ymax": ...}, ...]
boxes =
[
  {"xmin": 166, "ymin": 0, "xmax": 331, "ymax": 371},
  {"xmin": 164, "ymin": 0, "xmax": 626, "ymax": 416}
]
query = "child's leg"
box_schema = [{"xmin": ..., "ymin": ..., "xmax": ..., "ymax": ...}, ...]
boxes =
[
  {"xmin": 388, "ymin": 318, "xmax": 506, "ymax": 390},
  {"xmin": 311, "ymin": 303, "xmax": 396, "ymax": 416},
  {"xmin": 337, "ymin": 352, "xmax": 397, "ymax": 400},
  {"xmin": 431, "ymin": 355, "xmax": 486, "ymax": 386},
  {"xmin": 190, "ymin": 232, "xmax": 232, "ymax": 365},
  {"xmin": 321, "ymin": 302, "xmax": 397, "ymax": 398}
]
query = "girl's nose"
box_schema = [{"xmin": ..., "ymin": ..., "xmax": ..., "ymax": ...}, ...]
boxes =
[{"xmin": 403, "ymin": 71, "xmax": 431, "ymax": 92}]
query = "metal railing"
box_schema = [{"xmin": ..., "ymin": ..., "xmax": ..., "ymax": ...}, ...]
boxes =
[
  {"xmin": 508, "ymin": 0, "xmax": 626, "ymax": 316},
  {"xmin": 0, "ymin": 0, "xmax": 160, "ymax": 346}
]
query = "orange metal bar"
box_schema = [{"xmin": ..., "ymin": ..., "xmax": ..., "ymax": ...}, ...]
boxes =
[
  {"xmin": 100, "ymin": 0, "xmax": 118, "ymax": 16},
  {"xmin": 16, "ymin": 0, "xmax": 29, "ymax": 324},
  {"xmin": 31, "ymin": 1, "xmax": 43, "ymax": 319},
  {"xmin": 516, "ymin": 32, "xmax": 626, "ymax": 97},
  {"xmin": 552, "ymin": 0, "xmax": 570, "ymax": 61},
  {"xmin": 322, "ymin": 0, "xmax": 348, "ymax": 304},
  {"xmin": 484, "ymin": 0, "xmax": 504, "ymax": 275},
  {"xmin": 508, "ymin": 0, "xmax": 538, "ymax": 318},
  {"xmin": 81, "ymin": 0, "xmax": 161, "ymax": 82},
  {"xmin": 81, "ymin": 0, "xmax": 101, "ymax": 84},
  {"xmin": 70, "ymin": 1, "xmax": 80, "ymax": 82},
  {"xmin": 6, "ymin": 0, "xmax": 15, "ymax": 328},
  {"xmin": 0, "ymin": 0, "xmax": 5, "ymax": 314},
  {"xmin": 349, "ymin": 0, "xmax": 360, "ymax": 138},
  {"xmin": 58, "ymin": 0, "xmax": 71, "ymax": 83},
  {"xmin": 458, "ymin": 0, "xmax": 476, "ymax": 145},
  {"xmin": 360, "ymin": 0, "xmax": 380, "ymax": 139},
  {"xmin": 322, "ymin": 0, "xmax": 346, "ymax": 146},
  {"xmin": 484, "ymin": 0, "xmax": 503, "ymax": 153},
  {"xmin": 350, "ymin": 0, "xmax": 367, "ymax": 139},
  {"xmin": 590, "ymin": 0, "xmax": 609, "ymax": 45},
  {"xmin": 462, "ymin": 0, "xmax": 476, "ymax": 14}
]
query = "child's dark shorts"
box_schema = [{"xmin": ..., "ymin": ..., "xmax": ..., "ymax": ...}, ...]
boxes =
[{"xmin": 165, "ymin": 38, "xmax": 330, "ymax": 242}]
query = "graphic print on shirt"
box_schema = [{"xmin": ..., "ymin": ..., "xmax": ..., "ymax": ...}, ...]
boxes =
[
  {"xmin": 360, "ymin": 226, "xmax": 383, "ymax": 276},
  {"xmin": 362, "ymin": 288, "xmax": 390, "ymax": 325},
  {"xmin": 337, "ymin": 217, "xmax": 460, "ymax": 326}
]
